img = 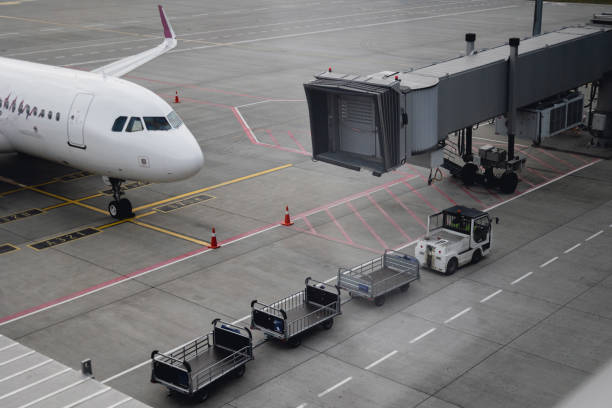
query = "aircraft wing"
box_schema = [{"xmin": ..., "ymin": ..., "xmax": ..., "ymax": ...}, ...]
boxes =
[{"xmin": 91, "ymin": 5, "xmax": 177, "ymax": 77}]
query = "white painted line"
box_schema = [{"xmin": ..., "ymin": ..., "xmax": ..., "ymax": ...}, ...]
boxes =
[
  {"xmin": 296, "ymin": 404, "xmax": 308, "ymax": 408},
  {"xmin": 232, "ymin": 315, "xmax": 250, "ymax": 324},
  {"xmin": 233, "ymin": 107, "xmax": 261, "ymax": 143},
  {"xmin": 444, "ymin": 307, "xmax": 472, "ymax": 324},
  {"xmin": 0, "ymin": 367, "xmax": 70, "ymax": 400},
  {"xmin": 409, "ymin": 328, "xmax": 436, "ymax": 344},
  {"xmin": 101, "ymin": 361, "xmax": 149, "ymax": 384},
  {"xmin": 17, "ymin": 378, "xmax": 89, "ymax": 408},
  {"xmin": 318, "ymin": 376, "xmax": 352, "ymax": 398},
  {"xmin": 235, "ymin": 99, "xmax": 305, "ymax": 109},
  {"xmin": 485, "ymin": 159, "xmax": 602, "ymax": 212},
  {"xmin": 0, "ymin": 32, "xmax": 19, "ymax": 38},
  {"xmin": 585, "ymin": 230, "xmax": 603, "ymax": 241},
  {"xmin": 511, "ymin": 271, "xmax": 533, "ymax": 285},
  {"xmin": 62, "ymin": 387, "xmax": 110, "ymax": 408},
  {"xmin": 540, "ymin": 257, "xmax": 558, "ymax": 268},
  {"xmin": 0, "ymin": 343, "xmax": 17, "ymax": 352},
  {"xmin": 40, "ymin": 27, "xmax": 64, "ymax": 32},
  {"xmin": 107, "ymin": 397, "xmax": 132, "ymax": 408},
  {"xmin": 0, "ymin": 350, "xmax": 35, "ymax": 367},
  {"xmin": 563, "ymin": 243, "xmax": 581, "ymax": 254},
  {"xmin": 0, "ymin": 359, "xmax": 52, "ymax": 383},
  {"xmin": 480, "ymin": 289, "xmax": 502, "ymax": 303},
  {"xmin": 365, "ymin": 350, "xmax": 398, "ymax": 370}
]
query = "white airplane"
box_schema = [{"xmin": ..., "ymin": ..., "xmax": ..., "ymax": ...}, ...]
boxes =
[{"xmin": 0, "ymin": 6, "xmax": 204, "ymax": 219}]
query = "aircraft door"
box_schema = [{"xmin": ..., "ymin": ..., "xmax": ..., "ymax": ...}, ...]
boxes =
[{"xmin": 67, "ymin": 93, "xmax": 94, "ymax": 149}]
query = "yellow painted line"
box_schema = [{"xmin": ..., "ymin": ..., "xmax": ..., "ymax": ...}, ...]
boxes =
[
  {"xmin": 0, "ymin": 2, "xmax": 21, "ymax": 5},
  {"xmin": 0, "ymin": 243, "xmax": 19, "ymax": 255},
  {"xmin": 42, "ymin": 202, "xmax": 71, "ymax": 211},
  {"xmin": 97, "ymin": 210, "xmax": 156, "ymax": 230},
  {"xmin": 130, "ymin": 220, "xmax": 210, "ymax": 247},
  {"xmin": 0, "ymin": 179, "xmax": 58, "ymax": 197},
  {"xmin": 134, "ymin": 164, "xmax": 292, "ymax": 212}
]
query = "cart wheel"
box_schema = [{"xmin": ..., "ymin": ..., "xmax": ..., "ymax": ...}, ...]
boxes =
[
  {"xmin": 399, "ymin": 283, "xmax": 410, "ymax": 292},
  {"xmin": 197, "ymin": 388, "xmax": 209, "ymax": 402},
  {"xmin": 461, "ymin": 163, "xmax": 478, "ymax": 186},
  {"xmin": 471, "ymin": 250, "xmax": 482, "ymax": 264},
  {"xmin": 500, "ymin": 172, "xmax": 518, "ymax": 194},
  {"xmin": 374, "ymin": 295, "xmax": 386, "ymax": 307},
  {"xmin": 288, "ymin": 336, "xmax": 301, "ymax": 348},
  {"xmin": 234, "ymin": 364, "xmax": 246, "ymax": 378},
  {"xmin": 321, "ymin": 318, "xmax": 334, "ymax": 330},
  {"xmin": 445, "ymin": 258, "xmax": 458, "ymax": 275}
]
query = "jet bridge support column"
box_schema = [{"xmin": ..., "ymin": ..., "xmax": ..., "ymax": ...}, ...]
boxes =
[
  {"xmin": 594, "ymin": 71, "xmax": 612, "ymax": 141},
  {"xmin": 463, "ymin": 33, "xmax": 476, "ymax": 163},
  {"xmin": 507, "ymin": 38, "xmax": 520, "ymax": 161}
]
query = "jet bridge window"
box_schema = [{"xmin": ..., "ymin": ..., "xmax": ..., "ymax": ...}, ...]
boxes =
[
  {"xmin": 126, "ymin": 117, "xmax": 144, "ymax": 132},
  {"xmin": 112, "ymin": 116, "xmax": 127, "ymax": 132},
  {"xmin": 143, "ymin": 116, "xmax": 171, "ymax": 131},
  {"xmin": 167, "ymin": 111, "xmax": 183, "ymax": 129}
]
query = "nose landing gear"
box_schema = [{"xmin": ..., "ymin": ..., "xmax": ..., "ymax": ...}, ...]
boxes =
[{"xmin": 108, "ymin": 178, "xmax": 134, "ymax": 219}]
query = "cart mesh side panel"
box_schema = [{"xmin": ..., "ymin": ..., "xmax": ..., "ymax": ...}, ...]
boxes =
[
  {"xmin": 153, "ymin": 360, "xmax": 189, "ymax": 389},
  {"xmin": 304, "ymin": 79, "xmax": 400, "ymax": 173},
  {"xmin": 252, "ymin": 309, "xmax": 285, "ymax": 334},
  {"xmin": 214, "ymin": 325, "xmax": 251, "ymax": 353},
  {"xmin": 306, "ymin": 284, "xmax": 338, "ymax": 310}
]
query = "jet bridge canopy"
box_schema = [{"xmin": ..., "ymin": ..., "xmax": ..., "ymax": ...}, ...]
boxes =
[{"xmin": 304, "ymin": 24, "xmax": 612, "ymax": 174}]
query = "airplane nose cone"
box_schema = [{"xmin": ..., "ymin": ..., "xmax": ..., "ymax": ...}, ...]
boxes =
[{"xmin": 177, "ymin": 139, "xmax": 204, "ymax": 179}]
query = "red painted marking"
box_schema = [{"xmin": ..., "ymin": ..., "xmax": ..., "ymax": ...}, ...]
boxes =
[
  {"xmin": 515, "ymin": 147, "xmax": 562, "ymax": 173},
  {"xmin": 367, "ymin": 195, "xmax": 411, "ymax": 241},
  {"xmin": 403, "ymin": 163, "xmax": 457, "ymax": 205},
  {"xmin": 287, "ymin": 130, "xmax": 308, "ymax": 153},
  {"xmin": 535, "ymin": 148, "xmax": 575, "ymax": 169},
  {"xmin": 325, "ymin": 208, "xmax": 353, "ymax": 244},
  {"xmin": 128, "ymin": 75, "xmax": 274, "ymax": 101},
  {"xmin": 346, "ymin": 202, "xmax": 388, "ymax": 250},
  {"xmin": 402, "ymin": 181, "xmax": 438, "ymax": 212},
  {"xmin": 384, "ymin": 186, "xmax": 427, "ymax": 230},
  {"xmin": 524, "ymin": 166, "xmax": 550, "ymax": 181},
  {"xmin": 569, "ymin": 153, "xmax": 589, "ymax": 164},
  {"xmin": 265, "ymin": 129, "xmax": 280, "ymax": 146},
  {"xmin": 302, "ymin": 216, "xmax": 316, "ymax": 234},
  {"xmin": 292, "ymin": 225, "xmax": 381, "ymax": 254},
  {"xmin": 159, "ymin": 93, "xmax": 231, "ymax": 109},
  {"xmin": 518, "ymin": 175, "xmax": 535, "ymax": 187}
]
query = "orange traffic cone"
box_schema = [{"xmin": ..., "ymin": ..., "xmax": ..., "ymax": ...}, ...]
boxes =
[
  {"xmin": 209, "ymin": 227, "xmax": 220, "ymax": 249},
  {"xmin": 281, "ymin": 206, "xmax": 294, "ymax": 226},
  {"xmin": 174, "ymin": 91, "xmax": 180, "ymax": 103}
]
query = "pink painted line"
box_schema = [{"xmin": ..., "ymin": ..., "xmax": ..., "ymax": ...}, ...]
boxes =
[
  {"xmin": 159, "ymin": 93, "xmax": 231, "ymax": 109},
  {"xmin": 292, "ymin": 225, "xmax": 381, "ymax": 254},
  {"xmin": 569, "ymin": 153, "xmax": 589, "ymax": 164},
  {"xmin": 302, "ymin": 216, "xmax": 317, "ymax": 234},
  {"xmin": 403, "ymin": 163, "xmax": 457, "ymax": 205},
  {"xmin": 325, "ymin": 208, "xmax": 353, "ymax": 244},
  {"xmin": 524, "ymin": 166, "xmax": 550, "ymax": 182},
  {"xmin": 346, "ymin": 202, "xmax": 388, "ymax": 250},
  {"xmin": 296, "ymin": 176, "xmax": 417, "ymax": 219},
  {"xmin": 265, "ymin": 129, "xmax": 280, "ymax": 146},
  {"xmin": 518, "ymin": 175, "xmax": 535, "ymax": 187},
  {"xmin": 402, "ymin": 181, "xmax": 438, "ymax": 212},
  {"xmin": 128, "ymin": 75, "xmax": 274, "ymax": 101},
  {"xmin": 287, "ymin": 130, "xmax": 308, "ymax": 153},
  {"xmin": 536, "ymin": 148, "xmax": 575, "ymax": 169},
  {"xmin": 384, "ymin": 186, "xmax": 427, "ymax": 230},
  {"xmin": 0, "ymin": 246, "xmax": 211, "ymax": 326},
  {"xmin": 516, "ymin": 147, "xmax": 562, "ymax": 173},
  {"xmin": 367, "ymin": 195, "xmax": 411, "ymax": 241}
]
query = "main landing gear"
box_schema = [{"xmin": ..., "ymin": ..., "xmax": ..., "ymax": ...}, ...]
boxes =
[{"xmin": 108, "ymin": 178, "xmax": 134, "ymax": 219}]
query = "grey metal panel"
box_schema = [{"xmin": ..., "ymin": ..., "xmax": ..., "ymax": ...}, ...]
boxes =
[{"xmin": 409, "ymin": 85, "xmax": 439, "ymax": 153}]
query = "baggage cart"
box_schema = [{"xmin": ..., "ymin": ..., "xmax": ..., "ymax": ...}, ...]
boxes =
[
  {"xmin": 151, "ymin": 319, "xmax": 253, "ymax": 402},
  {"xmin": 338, "ymin": 250, "xmax": 419, "ymax": 306},
  {"xmin": 250, "ymin": 277, "xmax": 341, "ymax": 347}
]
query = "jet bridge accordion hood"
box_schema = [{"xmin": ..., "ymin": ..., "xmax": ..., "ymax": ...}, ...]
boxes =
[{"xmin": 304, "ymin": 24, "xmax": 612, "ymax": 174}]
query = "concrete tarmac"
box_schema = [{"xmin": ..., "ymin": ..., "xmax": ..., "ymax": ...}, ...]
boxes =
[{"xmin": 1, "ymin": 0, "xmax": 612, "ymax": 407}]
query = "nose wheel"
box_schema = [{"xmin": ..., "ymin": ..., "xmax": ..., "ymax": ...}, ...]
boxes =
[{"xmin": 108, "ymin": 178, "xmax": 134, "ymax": 219}]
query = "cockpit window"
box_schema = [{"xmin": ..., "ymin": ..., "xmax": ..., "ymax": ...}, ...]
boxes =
[
  {"xmin": 112, "ymin": 116, "xmax": 127, "ymax": 132},
  {"xmin": 126, "ymin": 117, "xmax": 143, "ymax": 132},
  {"xmin": 143, "ymin": 116, "xmax": 171, "ymax": 131},
  {"xmin": 167, "ymin": 111, "xmax": 183, "ymax": 129}
]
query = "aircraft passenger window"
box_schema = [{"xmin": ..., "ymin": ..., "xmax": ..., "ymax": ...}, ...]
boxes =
[
  {"xmin": 143, "ymin": 116, "xmax": 171, "ymax": 131},
  {"xmin": 112, "ymin": 116, "xmax": 128, "ymax": 132},
  {"xmin": 126, "ymin": 117, "xmax": 143, "ymax": 132},
  {"xmin": 167, "ymin": 111, "xmax": 183, "ymax": 128},
  {"xmin": 48, "ymin": 111, "xmax": 53, "ymax": 119},
  {"xmin": 31, "ymin": 107, "xmax": 38, "ymax": 117},
  {"xmin": 39, "ymin": 109, "xmax": 45, "ymax": 118},
  {"xmin": 56, "ymin": 112, "xmax": 60, "ymax": 121}
]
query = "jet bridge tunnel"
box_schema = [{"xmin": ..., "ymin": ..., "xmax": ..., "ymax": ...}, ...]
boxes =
[{"xmin": 304, "ymin": 24, "xmax": 612, "ymax": 176}]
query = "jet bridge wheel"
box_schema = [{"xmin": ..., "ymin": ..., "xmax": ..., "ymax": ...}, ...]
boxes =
[
  {"xmin": 500, "ymin": 172, "xmax": 518, "ymax": 194},
  {"xmin": 461, "ymin": 163, "xmax": 478, "ymax": 186}
]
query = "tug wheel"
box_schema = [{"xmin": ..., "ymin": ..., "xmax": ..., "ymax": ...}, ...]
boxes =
[
  {"xmin": 445, "ymin": 258, "xmax": 459, "ymax": 275},
  {"xmin": 500, "ymin": 172, "xmax": 518, "ymax": 194}
]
